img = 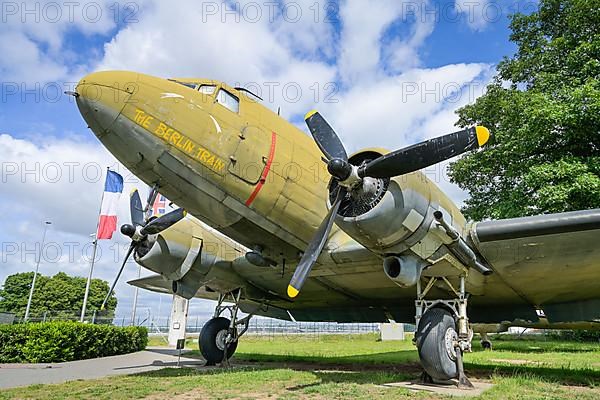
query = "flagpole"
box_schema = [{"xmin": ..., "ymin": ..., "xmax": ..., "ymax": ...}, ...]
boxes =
[
  {"xmin": 80, "ymin": 167, "xmax": 109, "ymax": 323},
  {"xmin": 131, "ymin": 264, "xmax": 141, "ymax": 326},
  {"xmin": 24, "ymin": 220, "xmax": 52, "ymax": 322}
]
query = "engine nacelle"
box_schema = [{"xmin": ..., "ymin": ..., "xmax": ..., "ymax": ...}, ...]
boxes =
[
  {"xmin": 134, "ymin": 219, "xmax": 213, "ymax": 282},
  {"xmin": 332, "ymin": 150, "xmax": 467, "ymax": 259}
]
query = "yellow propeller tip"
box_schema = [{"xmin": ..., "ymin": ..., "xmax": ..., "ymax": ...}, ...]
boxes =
[
  {"xmin": 182, "ymin": 210, "xmax": 188, "ymax": 217},
  {"xmin": 130, "ymin": 188, "xmax": 138, "ymax": 196},
  {"xmin": 304, "ymin": 110, "xmax": 318, "ymax": 121},
  {"xmin": 287, "ymin": 285, "xmax": 299, "ymax": 298},
  {"xmin": 475, "ymin": 126, "xmax": 490, "ymax": 147}
]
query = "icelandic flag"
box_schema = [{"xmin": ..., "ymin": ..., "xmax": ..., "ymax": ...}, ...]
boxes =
[{"xmin": 97, "ymin": 170, "xmax": 124, "ymax": 240}]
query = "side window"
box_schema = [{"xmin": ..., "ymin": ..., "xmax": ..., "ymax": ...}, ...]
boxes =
[
  {"xmin": 168, "ymin": 79, "xmax": 197, "ymax": 89},
  {"xmin": 198, "ymin": 85, "xmax": 216, "ymax": 95},
  {"xmin": 216, "ymin": 89, "xmax": 239, "ymax": 113}
]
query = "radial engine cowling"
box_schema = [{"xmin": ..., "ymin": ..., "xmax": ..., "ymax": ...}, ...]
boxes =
[
  {"xmin": 134, "ymin": 219, "xmax": 213, "ymax": 283},
  {"xmin": 331, "ymin": 150, "xmax": 465, "ymax": 258}
]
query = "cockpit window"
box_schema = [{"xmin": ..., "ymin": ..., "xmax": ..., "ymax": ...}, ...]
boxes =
[
  {"xmin": 198, "ymin": 85, "xmax": 216, "ymax": 95},
  {"xmin": 168, "ymin": 79, "xmax": 197, "ymax": 89},
  {"xmin": 216, "ymin": 89, "xmax": 239, "ymax": 113}
]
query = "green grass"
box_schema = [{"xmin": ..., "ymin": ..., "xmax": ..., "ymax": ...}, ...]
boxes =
[{"xmin": 2, "ymin": 333, "xmax": 600, "ymax": 399}]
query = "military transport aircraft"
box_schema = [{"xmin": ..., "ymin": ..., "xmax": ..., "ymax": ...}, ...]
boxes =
[{"xmin": 71, "ymin": 71, "xmax": 600, "ymax": 386}]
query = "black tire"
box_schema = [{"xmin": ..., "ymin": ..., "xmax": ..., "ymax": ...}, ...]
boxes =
[
  {"xmin": 199, "ymin": 317, "xmax": 238, "ymax": 364},
  {"xmin": 481, "ymin": 340, "xmax": 492, "ymax": 350},
  {"xmin": 415, "ymin": 308, "xmax": 458, "ymax": 381}
]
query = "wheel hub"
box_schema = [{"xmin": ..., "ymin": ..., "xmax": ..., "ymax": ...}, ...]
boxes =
[
  {"xmin": 215, "ymin": 329, "xmax": 228, "ymax": 351},
  {"xmin": 444, "ymin": 327, "xmax": 458, "ymax": 360}
]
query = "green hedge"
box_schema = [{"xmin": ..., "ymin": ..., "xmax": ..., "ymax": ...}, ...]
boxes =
[
  {"xmin": 0, "ymin": 322, "xmax": 148, "ymax": 363},
  {"xmin": 551, "ymin": 329, "xmax": 600, "ymax": 342}
]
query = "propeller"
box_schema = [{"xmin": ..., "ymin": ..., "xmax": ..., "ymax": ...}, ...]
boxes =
[
  {"xmin": 286, "ymin": 110, "xmax": 491, "ymax": 298},
  {"xmin": 287, "ymin": 187, "xmax": 346, "ymax": 298},
  {"xmin": 100, "ymin": 188, "xmax": 186, "ymax": 309},
  {"xmin": 130, "ymin": 189, "xmax": 145, "ymax": 227}
]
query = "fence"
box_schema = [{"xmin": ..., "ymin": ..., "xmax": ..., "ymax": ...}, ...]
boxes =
[{"xmin": 12, "ymin": 309, "xmax": 416, "ymax": 337}]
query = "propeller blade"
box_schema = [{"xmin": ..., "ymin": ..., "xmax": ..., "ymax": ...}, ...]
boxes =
[
  {"xmin": 305, "ymin": 110, "xmax": 348, "ymax": 161},
  {"xmin": 101, "ymin": 243, "xmax": 135, "ymax": 310},
  {"xmin": 140, "ymin": 208, "xmax": 186, "ymax": 236},
  {"xmin": 145, "ymin": 186, "xmax": 159, "ymax": 216},
  {"xmin": 130, "ymin": 189, "xmax": 145, "ymax": 227},
  {"xmin": 287, "ymin": 188, "xmax": 346, "ymax": 298},
  {"xmin": 359, "ymin": 126, "xmax": 491, "ymax": 179}
]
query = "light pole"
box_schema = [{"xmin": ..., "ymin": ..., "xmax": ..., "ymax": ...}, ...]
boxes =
[
  {"xmin": 80, "ymin": 233, "xmax": 97, "ymax": 322},
  {"xmin": 24, "ymin": 221, "xmax": 51, "ymax": 322}
]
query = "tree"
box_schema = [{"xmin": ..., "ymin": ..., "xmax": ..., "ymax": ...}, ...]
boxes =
[
  {"xmin": 448, "ymin": 0, "xmax": 600, "ymax": 220},
  {"xmin": 0, "ymin": 272, "xmax": 117, "ymax": 319}
]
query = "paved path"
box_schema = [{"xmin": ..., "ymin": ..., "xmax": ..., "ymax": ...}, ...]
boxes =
[{"xmin": 0, "ymin": 348, "xmax": 204, "ymax": 389}]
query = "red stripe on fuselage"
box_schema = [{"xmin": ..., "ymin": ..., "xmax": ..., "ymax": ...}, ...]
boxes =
[{"xmin": 245, "ymin": 132, "xmax": 277, "ymax": 207}]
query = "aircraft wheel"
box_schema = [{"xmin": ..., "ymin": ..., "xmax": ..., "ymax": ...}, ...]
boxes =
[
  {"xmin": 199, "ymin": 317, "xmax": 238, "ymax": 364},
  {"xmin": 481, "ymin": 340, "xmax": 492, "ymax": 350},
  {"xmin": 415, "ymin": 307, "xmax": 459, "ymax": 381}
]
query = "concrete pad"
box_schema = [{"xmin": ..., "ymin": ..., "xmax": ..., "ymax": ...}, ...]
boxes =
[
  {"xmin": 381, "ymin": 380, "xmax": 494, "ymax": 397},
  {"xmin": 0, "ymin": 347, "xmax": 204, "ymax": 389}
]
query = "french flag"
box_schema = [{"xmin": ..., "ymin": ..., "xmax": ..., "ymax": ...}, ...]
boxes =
[{"xmin": 97, "ymin": 170, "xmax": 124, "ymax": 240}]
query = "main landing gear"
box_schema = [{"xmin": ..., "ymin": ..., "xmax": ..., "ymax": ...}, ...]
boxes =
[
  {"xmin": 199, "ymin": 289, "xmax": 252, "ymax": 366},
  {"xmin": 414, "ymin": 274, "xmax": 474, "ymax": 389}
]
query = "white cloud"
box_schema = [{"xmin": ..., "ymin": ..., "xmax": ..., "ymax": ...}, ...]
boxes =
[
  {"xmin": 382, "ymin": 10, "xmax": 436, "ymax": 73},
  {"xmin": 270, "ymin": 0, "xmax": 337, "ymax": 60},
  {"xmin": 321, "ymin": 63, "xmax": 492, "ymax": 150},
  {"xmin": 99, "ymin": 0, "xmax": 337, "ymax": 118},
  {"xmin": 337, "ymin": 0, "xmax": 403, "ymax": 84},
  {"xmin": 0, "ymin": 31, "xmax": 67, "ymax": 83},
  {"xmin": 0, "ymin": 0, "xmax": 124, "ymax": 83},
  {"xmin": 338, "ymin": 0, "xmax": 437, "ymax": 83},
  {"xmin": 455, "ymin": 0, "xmax": 493, "ymax": 31},
  {"xmin": 0, "ymin": 134, "xmax": 129, "ymax": 237},
  {"xmin": 0, "ymin": 133, "xmax": 150, "ymax": 316}
]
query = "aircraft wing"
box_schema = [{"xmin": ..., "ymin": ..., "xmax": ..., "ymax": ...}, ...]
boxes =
[
  {"xmin": 128, "ymin": 274, "xmax": 221, "ymax": 301},
  {"xmin": 128, "ymin": 274, "xmax": 173, "ymax": 294},
  {"xmin": 127, "ymin": 274, "xmax": 293, "ymax": 321},
  {"xmin": 470, "ymin": 208, "xmax": 600, "ymax": 322}
]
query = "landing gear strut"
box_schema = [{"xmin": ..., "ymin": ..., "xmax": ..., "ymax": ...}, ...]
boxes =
[
  {"xmin": 414, "ymin": 274, "xmax": 474, "ymax": 388},
  {"xmin": 199, "ymin": 290, "xmax": 252, "ymax": 366}
]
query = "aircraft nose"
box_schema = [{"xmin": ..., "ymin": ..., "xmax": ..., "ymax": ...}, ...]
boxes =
[{"xmin": 75, "ymin": 71, "xmax": 139, "ymax": 137}]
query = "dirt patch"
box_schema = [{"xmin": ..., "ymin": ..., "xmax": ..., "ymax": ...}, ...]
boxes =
[
  {"xmin": 143, "ymin": 386, "xmax": 327, "ymax": 400},
  {"xmin": 242, "ymin": 360, "xmax": 423, "ymax": 375},
  {"xmin": 488, "ymin": 359, "xmax": 535, "ymax": 365}
]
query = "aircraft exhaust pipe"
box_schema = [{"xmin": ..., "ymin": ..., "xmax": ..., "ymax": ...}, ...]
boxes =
[{"xmin": 433, "ymin": 211, "xmax": 493, "ymax": 276}]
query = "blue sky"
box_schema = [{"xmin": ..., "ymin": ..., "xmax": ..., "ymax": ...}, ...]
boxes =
[{"xmin": 0, "ymin": 0, "xmax": 535, "ymax": 320}]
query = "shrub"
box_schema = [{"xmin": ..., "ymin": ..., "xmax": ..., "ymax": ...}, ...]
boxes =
[
  {"xmin": 0, "ymin": 322, "xmax": 148, "ymax": 363},
  {"xmin": 550, "ymin": 330, "xmax": 600, "ymax": 343}
]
